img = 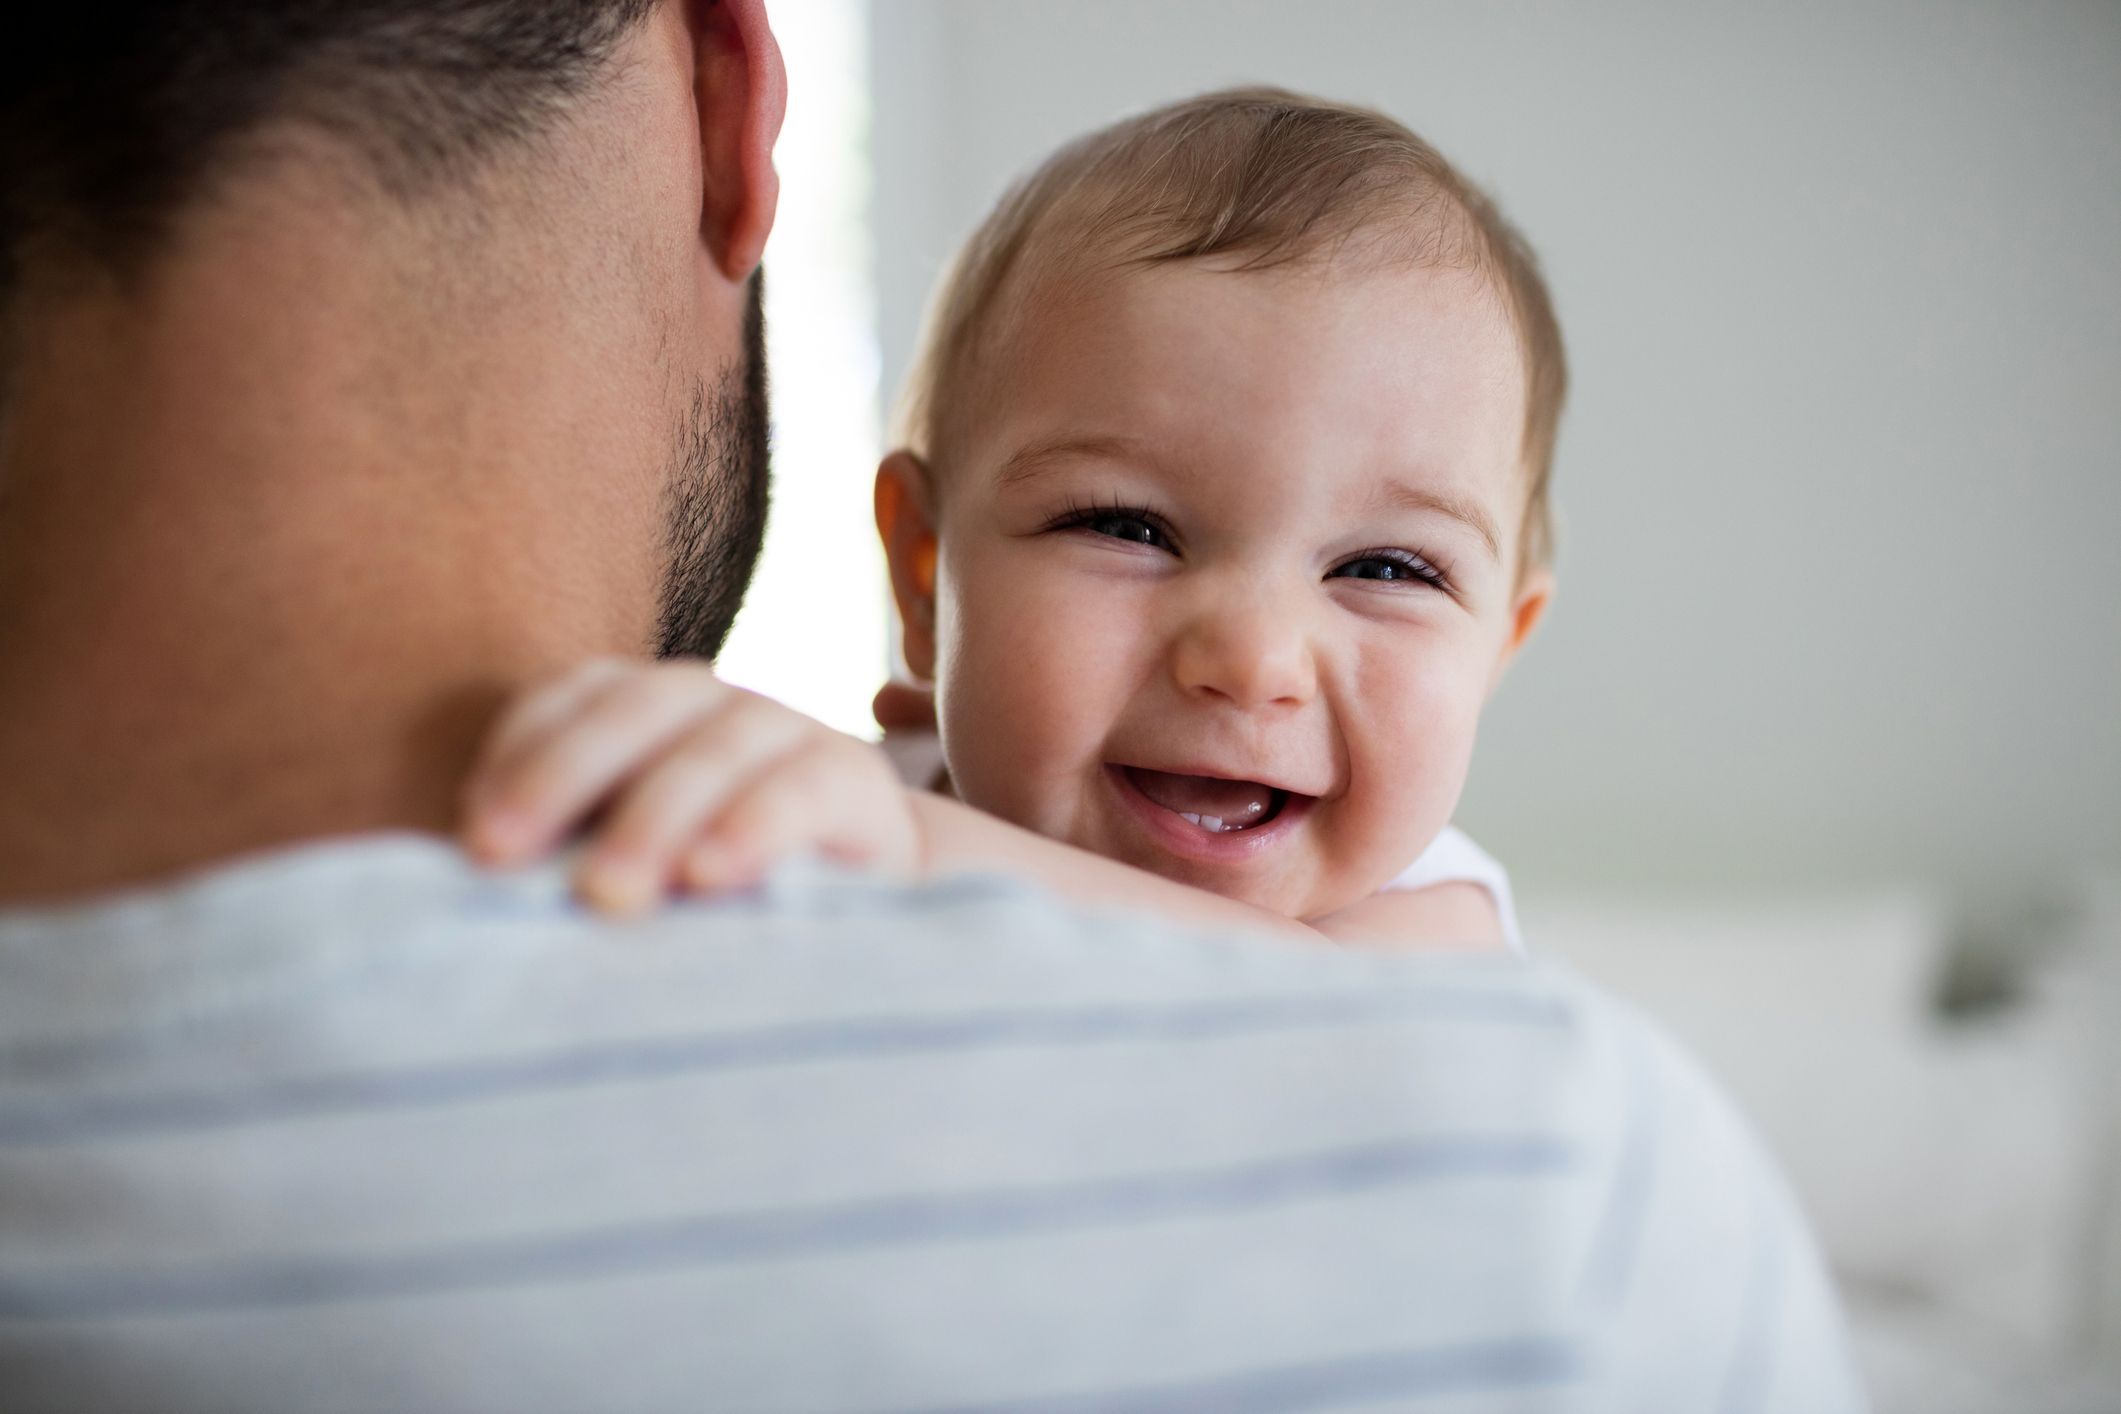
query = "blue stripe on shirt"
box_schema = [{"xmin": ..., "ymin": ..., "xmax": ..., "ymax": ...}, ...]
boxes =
[
  {"xmin": 0, "ymin": 987, "xmax": 1570, "ymax": 1146},
  {"xmin": 0, "ymin": 1131, "xmax": 1572, "ymax": 1320},
  {"xmin": 900, "ymin": 1336, "xmax": 1583, "ymax": 1412}
]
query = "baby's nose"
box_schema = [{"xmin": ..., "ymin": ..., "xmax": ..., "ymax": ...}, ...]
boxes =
[{"xmin": 1169, "ymin": 592, "xmax": 1318, "ymax": 709}]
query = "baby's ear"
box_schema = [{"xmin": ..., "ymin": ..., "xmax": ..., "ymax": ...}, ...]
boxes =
[
  {"xmin": 874, "ymin": 451, "xmax": 940, "ymax": 681},
  {"xmin": 1488, "ymin": 566, "xmax": 1553, "ymax": 695}
]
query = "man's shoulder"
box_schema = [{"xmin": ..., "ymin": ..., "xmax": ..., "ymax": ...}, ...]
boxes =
[
  {"xmin": 0, "ymin": 834, "xmax": 1861, "ymax": 1410},
  {"xmin": 0, "ymin": 831, "xmax": 1657, "ymax": 1195},
  {"xmin": 0, "ymin": 829, "xmax": 1606, "ymax": 1039},
  {"xmin": 0, "ymin": 831, "xmax": 1707, "ymax": 1277}
]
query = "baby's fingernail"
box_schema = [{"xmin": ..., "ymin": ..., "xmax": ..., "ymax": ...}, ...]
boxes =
[
  {"xmin": 684, "ymin": 843, "xmax": 749, "ymax": 894},
  {"xmin": 472, "ymin": 809, "xmax": 535, "ymax": 864},
  {"xmin": 680, "ymin": 845, "xmax": 722, "ymax": 891},
  {"xmin": 579, "ymin": 856, "xmax": 657, "ymax": 916}
]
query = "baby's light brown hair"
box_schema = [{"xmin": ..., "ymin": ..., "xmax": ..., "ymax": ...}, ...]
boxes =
[{"xmin": 894, "ymin": 86, "xmax": 1566, "ymax": 575}]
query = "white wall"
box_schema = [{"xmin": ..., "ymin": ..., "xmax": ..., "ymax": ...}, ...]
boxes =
[{"xmin": 869, "ymin": 0, "xmax": 2121, "ymax": 902}]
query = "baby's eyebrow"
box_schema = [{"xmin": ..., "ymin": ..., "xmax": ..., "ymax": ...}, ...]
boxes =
[
  {"xmin": 1369, "ymin": 479, "xmax": 1503, "ymax": 561},
  {"xmin": 995, "ymin": 434, "xmax": 1149, "ymax": 487}
]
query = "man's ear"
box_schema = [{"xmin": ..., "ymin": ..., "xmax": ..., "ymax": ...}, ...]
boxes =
[
  {"xmin": 1487, "ymin": 566, "xmax": 1553, "ymax": 695},
  {"xmin": 691, "ymin": 0, "xmax": 786, "ymax": 279},
  {"xmin": 875, "ymin": 451, "xmax": 940, "ymax": 682}
]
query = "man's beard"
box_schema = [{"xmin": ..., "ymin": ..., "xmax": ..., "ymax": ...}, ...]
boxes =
[{"xmin": 654, "ymin": 274, "xmax": 770, "ymax": 661}]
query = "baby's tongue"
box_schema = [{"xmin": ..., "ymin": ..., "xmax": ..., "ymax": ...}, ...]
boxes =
[{"xmin": 1126, "ymin": 767, "xmax": 1275, "ymax": 826}]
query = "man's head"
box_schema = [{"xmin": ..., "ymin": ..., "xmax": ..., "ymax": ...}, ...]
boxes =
[
  {"xmin": 0, "ymin": 0, "xmax": 785, "ymax": 895},
  {"xmin": 0, "ymin": 0, "xmax": 783, "ymax": 659}
]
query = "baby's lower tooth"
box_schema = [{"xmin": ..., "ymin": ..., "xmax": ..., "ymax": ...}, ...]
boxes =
[
  {"xmin": 1179, "ymin": 812, "xmax": 1203, "ymax": 826},
  {"xmin": 1200, "ymin": 816, "xmax": 1224, "ymax": 832}
]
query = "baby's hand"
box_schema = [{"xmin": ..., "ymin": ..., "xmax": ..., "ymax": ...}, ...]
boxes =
[{"xmin": 462, "ymin": 659, "xmax": 918, "ymax": 913}]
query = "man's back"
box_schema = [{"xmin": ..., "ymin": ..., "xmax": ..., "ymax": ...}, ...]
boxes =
[{"xmin": 0, "ymin": 837, "xmax": 1861, "ymax": 1411}]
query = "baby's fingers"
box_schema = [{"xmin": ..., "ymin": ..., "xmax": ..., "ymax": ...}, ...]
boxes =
[
  {"xmin": 467, "ymin": 661, "xmax": 728, "ymax": 865},
  {"xmin": 468, "ymin": 658, "xmax": 632, "ymax": 802},
  {"xmin": 872, "ymin": 679, "xmax": 937, "ymax": 734},
  {"xmin": 573, "ymin": 699, "xmax": 814, "ymax": 913},
  {"xmin": 680, "ymin": 744, "xmax": 910, "ymax": 894}
]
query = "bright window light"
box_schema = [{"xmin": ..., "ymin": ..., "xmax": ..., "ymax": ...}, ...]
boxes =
[{"xmin": 714, "ymin": 0, "xmax": 888, "ymax": 739}]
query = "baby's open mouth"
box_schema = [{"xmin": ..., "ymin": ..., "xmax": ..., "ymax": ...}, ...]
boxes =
[{"xmin": 1119, "ymin": 766, "xmax": 1291, "ymax": 833}]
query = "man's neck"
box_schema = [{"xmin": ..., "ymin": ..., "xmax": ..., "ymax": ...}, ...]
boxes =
[{"xmin": 0, "ymin": 190, "xmax": 678, "ymax": 904}]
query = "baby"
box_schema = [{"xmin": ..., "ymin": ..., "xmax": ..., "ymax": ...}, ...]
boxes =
[{"xmin": 465, "ymin": 88, "xmax": 1563, "ymax": 951}]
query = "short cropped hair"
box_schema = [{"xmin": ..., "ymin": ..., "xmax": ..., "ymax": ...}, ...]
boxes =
[
  {"xmin": 0, "ymin": 1, "xmax": 656, "ymax": 301},
  {"xmin": 896, "ymin": 87, "xmax": 1567, "ymax": 572}
]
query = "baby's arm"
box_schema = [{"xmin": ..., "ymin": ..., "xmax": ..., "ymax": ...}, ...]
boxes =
[
  {"xmin": 901, "ymin": 790, "xmax": 1315, "ymax": 941},
  {"xmin": 1307, "ymin": 884, "xmax": 1507, "ymax": 951},
  {"xmin": 463, "ymin": 660, "xmax": 1496, "ymax": 950}
]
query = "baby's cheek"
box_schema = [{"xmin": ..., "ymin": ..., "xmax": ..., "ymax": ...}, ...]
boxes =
[
  {"xmin": 1335, "ymin": 652, "xmax": 1489, "ymax": 888},
  {"xmin": 934, "ymin": 572, "xmax": 1115, "ymax": 839}
]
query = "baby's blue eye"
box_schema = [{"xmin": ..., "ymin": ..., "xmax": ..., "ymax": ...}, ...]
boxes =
[
  {"xmin": 1051, "ymin": 504, "xmax": 1175, "ymax": 551},
  {"xmin": 1329, "ymin": 552, "xmax": 1445, "ymax": 587},
  {"xmin": 1085, "ymin": 514, "xmax": 1165, "ymax": 547}
]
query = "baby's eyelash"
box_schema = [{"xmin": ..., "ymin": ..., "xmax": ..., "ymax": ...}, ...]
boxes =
[
  {"xmin": 1328, "ymin": 547, "xmax": 1454, "ymax": 592},
  {"xmin": 1044, "ymin": 494, "xmax": 1158, "ymax": 527},
  {"xmin": 1040, "ymin": 499, "xmax": 1454, "ymax": 594},
  {"xmin": 1042, "ymin": 496, "xmax": 1179, "ymax": 548}
]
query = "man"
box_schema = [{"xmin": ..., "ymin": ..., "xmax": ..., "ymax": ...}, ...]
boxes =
[{"xmin": 0, "ymin": 3, "xmax": 1864, "ymax": 1409}]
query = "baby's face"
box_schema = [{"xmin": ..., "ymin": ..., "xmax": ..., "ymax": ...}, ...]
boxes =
[{"xmin": 922, "ymin": 259, "xmax": 1546, "ymax": 920}]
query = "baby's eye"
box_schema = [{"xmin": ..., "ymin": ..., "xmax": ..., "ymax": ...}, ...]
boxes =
[
  {"xmin": 1328, "ymin": 550, "xmax": 1447, "ymax": 588},
  {"xmin": 1083, "ymin": 513, "xmax": 1167, "ymax": 548},
  {"xmin": 1049, "ymin": 504, "xmax": 1176, "ymax": 552}
]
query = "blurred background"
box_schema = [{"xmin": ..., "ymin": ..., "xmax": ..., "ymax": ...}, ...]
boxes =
[{"xmin": 720, "ymin": 4, "xmax": 2121, "ymax": 1408}]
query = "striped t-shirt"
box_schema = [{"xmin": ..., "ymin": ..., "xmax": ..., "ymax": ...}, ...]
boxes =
[{"xmin": 0, "ymin": 835, "xmax": 1865, "ymax": 1412}]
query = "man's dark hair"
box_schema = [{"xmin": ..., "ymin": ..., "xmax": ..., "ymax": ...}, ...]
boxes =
[{"xmin": 0, "ymin": 1, "xmax": 658, "ymax": 300}]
